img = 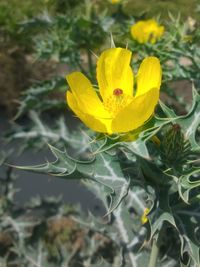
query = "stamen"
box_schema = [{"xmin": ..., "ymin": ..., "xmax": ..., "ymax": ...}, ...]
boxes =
[
  {"xmin": 113, "ymin": 88, "xmax": 123, "ymax": 96},
  {"xmin": 104, "ymin": 91, "xmax": 133, "ymax": 116}
]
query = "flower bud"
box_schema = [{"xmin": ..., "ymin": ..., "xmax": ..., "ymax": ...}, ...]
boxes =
[{"xmin": 160, "ymin": 124, "xmax": 190, "ymax": 168}]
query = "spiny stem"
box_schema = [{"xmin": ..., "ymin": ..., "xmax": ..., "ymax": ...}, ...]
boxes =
[
  {"xmin": 128, "ymin": 252, "xmax": 137, "ymax": 267},
  {"xmin": 148, "ymin": 237, "xmax": 159, "ymax": 267},
  {"xmin": 148, "ymin": 225, "xmax": 165, "ymax": 267}
]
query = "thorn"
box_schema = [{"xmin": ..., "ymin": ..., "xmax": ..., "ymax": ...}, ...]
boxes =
[
  {"xmin": 89, "ymin": 49, "xmax": 99, "ymax": 59},
  {"xmin": 110, "ymin": 33, "xmax": 116, "ymax": 48}
]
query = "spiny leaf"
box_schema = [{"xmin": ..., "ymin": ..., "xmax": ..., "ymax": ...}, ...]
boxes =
[
  {"xmin": 176, "ymin": 88, "xmax": 200, "ymax": 151},
  {"xmin": 160, "ymin": 87, "xmax": 200, "ymax": 152},
  {"xmin": 173, "ymin": 201, "xmax": 200, "ymax": 266},
  {"xmin": 7, "ymin": 112, "xmax": 90, "ymax": 154},
  {"xmin": 148, "ymin": 187, "xmax": 177, "ymax": 238},
  {"xmin": 13, "ymin": 142, "xmax": 130, "ymax": 214},
  {"xmin": 122, "ymin": 139, "xmax": 150, "ymax": 160},
  {"xmin": 94, "ymin": 115, "xmax": 175, "ymax": 160},
  {"xmin": 15, "ymin": 77, "xmax": 66, "ymax": 119},
  {"xmin": 92, "ymin": 149, "xmax": 130, "ymax": 214},
  {"xmin": 13, "ymin": 144, "xmax": 95, "ymax": 178},
  {"xmin": 113, "ymin": 202, "xmax": 135, "ymax": 245},
  {"xmin": 177, "ymin": 167, "xmax": 200, "ymax": 203}
]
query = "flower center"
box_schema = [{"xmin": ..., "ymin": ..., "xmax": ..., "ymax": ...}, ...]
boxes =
[
  {"xmin": 104, "ymin": 88, "xmax": 133, "ymax": 116},
  {"xmin": 113, "ymin": 88, "xmax": 123, "ymax": 96}
]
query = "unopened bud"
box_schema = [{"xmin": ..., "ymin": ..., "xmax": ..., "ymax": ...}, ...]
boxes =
[{"xmin": 160, "ymin": 124, "xmax": 190, "ymax": 167}]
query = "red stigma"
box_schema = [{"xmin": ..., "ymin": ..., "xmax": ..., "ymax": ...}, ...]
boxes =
[{"xmin": 113, "ymin": 88, "xmax": 123, "ymax": 96}]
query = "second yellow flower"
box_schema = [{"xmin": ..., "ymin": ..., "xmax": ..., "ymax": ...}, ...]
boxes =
[{"xmin": 131, "ymin": 19, "xmax": 164, "ymax": 44}]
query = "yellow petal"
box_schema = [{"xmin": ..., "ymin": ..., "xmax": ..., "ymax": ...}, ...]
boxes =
[
  {"xmin": 158, "ymin": 25, "xmax": 165, "ymax": 37},
  {"xmin": 141, "ymin": 208, "xmax": 150, "ymax": 224},
  {"xmin": 67, "ymin": 91, "xmax": 109, "ymax": 133},
  {"xmin": 131, "ymin": 21, "xmax": 147, "ymax": 44},
  {"xmin": 66, "ymin": 71, "xmax": 110, "ymax": 119},
  {"xmin": 96, "ymin": 48, "xmax": 134, "ymax": 100},
  {"xmin": 111, "ymin": 0, "xmax": 121, "ymax": 3},
  {"xmin": 136, "ymin": 57, "xmax": 161, "ymax": 97},
  {"xmin": 111, "ymin": 87, "xmax": 159, "ymax": 133},
  {"xmin": 131, "ymin": 19, "xmax": 164, "ymax": 44}
]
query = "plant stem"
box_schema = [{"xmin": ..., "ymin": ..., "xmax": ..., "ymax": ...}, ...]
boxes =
[
  {"xmin": 148, "ymin": 237, "xmax": 159, "ymax": 267},
  {"xmin": 87, "ymin": 49, "xmax": 94, "ymax": 79},
  {"xmin": 85, "ymin": 0, "xmax": 92, "ymax": 20}
]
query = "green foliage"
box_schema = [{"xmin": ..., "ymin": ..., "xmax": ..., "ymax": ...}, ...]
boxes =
[
  {"xmin": 124, "ymin": 0, "xmax": 199, "ymax": 22},
  {"xmin": 0, "ymin": 0, "xmax": 45, "ymax": 32},
  {"xmin": 127, "ymin": 15, "xmax": 200, "ymax": 95},
  {"xmin": 14, "ymin": 77, "xmax": 66, "ymax": 119},
  {"xmin": 0, "ymin": 0, "xmax": 47, "ymax": 50},
  {"xmin": 20, "ymin": 10, "xmax": 109, "ymax": 65},
  {"xmin": 9, "ymin": 87, "xmax": 200, "ymax": 266}
]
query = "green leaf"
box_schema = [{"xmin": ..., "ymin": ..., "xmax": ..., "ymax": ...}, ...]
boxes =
[
  {"xmin": 113, "ymin": 202, "xmax": 135, "ymax": 245},
  {"xmin": 122, "ymin": 139, "xmax": 150, "ymax": 160},
  {"xmin": 175, "ymin": 88, "xmax": 200, "ymax": 151},
  {"xmin": 148, "ymin": 187, "xmax": 177, "ymax": 238},
  {"xmin": 7, "ymin": 111, "xmax": 90, "ymax": 153},
  {"xmin": 173, "ymin": 202, "xmax": 200, "ymax": 266},
  {"xmin": 159, "ymin": 88, "xmax": 200, "ymax": 152},
  {"xmin": 92, "ymin": 149, "xmax": 130, "ymax": 214},
  {"xmin": 178, "ymin": 167, "xmax": 200, "ymax": 203},
  {"xmin": 13, "ymin": 142, "xmax": 130, "ymax": 214},
  {"xmin": 140, "ymin": 158, "xmax": 172, "ymax": 186},
  {"xmin": 158, "ymin": 100, "xmax": 177, "ymax": 118},
  {"xmin": 13, "ymin": 144, "xmax": 94, "ymax": 178},
  {"xmin": 15, "ymin": 77, "xmax": 66, "ymax": 119}
]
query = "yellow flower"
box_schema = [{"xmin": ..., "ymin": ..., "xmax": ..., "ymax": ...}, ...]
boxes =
[
  {"xmin": 131, "ymin": 19, "xmax": 165, "ymax": 44},
  {"xmin": 111, "ymin": 0, "xmax": 121, "ymax": 4},
  {"xmin": 66, "ymin": 47, "xmax": 161, "ymax": 134},
  {"xmin": 141, "ymin": 208, "xmax": 150, "ymax": 224}
]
